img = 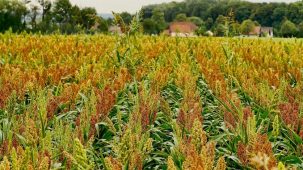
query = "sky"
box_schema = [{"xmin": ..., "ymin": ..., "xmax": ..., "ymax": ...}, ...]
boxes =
[{"xmin": 69, "ymin": 0, "xmax": 298, "ymax": 13}]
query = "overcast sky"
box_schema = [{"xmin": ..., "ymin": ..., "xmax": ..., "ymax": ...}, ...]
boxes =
[{"xmin": 69, "ymin": 0, "xmax": 298, "ymax": 13}]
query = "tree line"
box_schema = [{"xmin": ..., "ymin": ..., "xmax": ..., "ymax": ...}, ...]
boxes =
[
  {"xmin": 1, "ymin": 0, "xmax": 303, "ymax": 37},
  {"xmin": 141, "ymin": 0, "xmax": 303, "ymax": 37},
  {"xmin": 0, "ymin": 0, "xmax": 111, "ymax": 34}
]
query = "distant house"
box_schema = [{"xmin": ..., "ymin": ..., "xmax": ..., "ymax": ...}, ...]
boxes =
[
  {"xmin": 167, "ymin": 22, "xmax": 198, "ymax": 37},
  {"xmin": 108, "ymin": 25, "xmax": 122, "ymax": 35},
  {"xmin": 260, "ymin": 27, "xmax": 274, "ymax": 37},
  {"xmin": 249, "ymin": 26, "xmax": 273, "ymax": 37}
]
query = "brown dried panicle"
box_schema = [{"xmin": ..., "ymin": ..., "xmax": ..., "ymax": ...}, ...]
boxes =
[
  {"xmin": 182, "ymin": 144, "xmax": 205, "ymax": 170},
  {"xmin": 243, "ymin": 106, "xmax": 253, "ymax": 124},
  {"xmin": 278, "ymin": 102, "xmax": 299, "ymax": 131},
  {"xmin": 224, "ymin": 111, "xmax": 237, "ymax": 129},
  {"xmin": 104, "ymin": 156, "xmax": 122, "ymax": 170},
  {"xmin": 237, "ymin": 142, "xmax": 248, "ymax": 165},
  {"xmin": 249, "ymin": 134, "xmax": 277, "ymax": 169},
  {"xmin": 96, "ymin": 85, "xmax": 116, "ymax": 118}
]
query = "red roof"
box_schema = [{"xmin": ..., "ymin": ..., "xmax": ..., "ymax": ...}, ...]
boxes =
[{"xmin": 169, "ymin": 22, "xmax": 198, "ymax": 33}]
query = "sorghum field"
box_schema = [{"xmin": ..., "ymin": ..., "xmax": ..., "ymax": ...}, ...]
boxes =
[{"xmin": 0, "ymin": 33, "xmax": 303, "ymax": 170}]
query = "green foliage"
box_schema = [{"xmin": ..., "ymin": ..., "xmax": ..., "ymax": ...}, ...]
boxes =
[
  {"xmin": 143, "ymin": 18, "xmax": 157, "ymax": 35},
  {"xmin": 120, "ymin": 12, "xmax": 132, "ymax": 25},
  {"xmin": 140, "ymin": 0, "xmax": 303, "ymax": 37},
  {"xmin": 240, "ymin": 19, "xmax": 255, "ymax": 35},
  {"xmin": 38, "ymin": 0, "xmax": 52, "ymax": 22},
  {"xmin": 215, "ymin": 24, "xmax": 227, "ymax": 37},
  {"xmin": 281, "ymin": 19, "xmax": 298, "ymax": 37},
  {"xmin": 195, "ymin": 25, "xmax": 207, "ymax": 36},
  {"xmin": 0, "ymin": 0, "xmax": 27, "ymax": 32},
  {"xmin": 80, "ymin": 7, "xmax": 97, "ymax": 30},
  {"xmin": 112, "ymin": 11, "xmax": 143, "ymax": 36},
  {"xmin": 53, "ymin": 0, "xmax": 72, "ymax": 24},
  {"xmin": 175, "ymin": 13, "xmax": 187, "ymax": 22},
  {"xmin": 297, "ymin": 22, "xmax": 303, "ymax": 37},
  {"xmin": 151, "ymin": 9, "xmax": 167, "ymax": 34},
  {"xmin": 2, "ymin": 0, "xmax": 303, "ymax": 37},
  {"xmin": 188, "ymin": 16, "xmax": 203, "ymax": 27}
]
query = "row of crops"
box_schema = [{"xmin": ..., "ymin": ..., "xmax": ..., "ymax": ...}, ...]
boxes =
[{"xmin": 0, "ymin": 33, "xmax": 302, "ymax": 169}]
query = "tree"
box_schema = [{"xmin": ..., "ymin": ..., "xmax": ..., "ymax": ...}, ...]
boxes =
[
  {"xmin": 38, "ymin": 0, "xmax": 52, "ymax": 21},
  {"xmin": 230, "ymin": 23, "xmax": 241, "ymax": 36},
  {"xmin": 272, "ymin": 6, "xmax": 287, "ymax": 27},
  {"xmin": 35, "ymin": 0, "xmax": 53, "ymax": 33},
  {"xmin": 81, "ymin": 7, "xmax": 97, "ymax": 30},
  {"xmin": 97, "ymin": 17, "xmax": 109, "ymax": 33},
  {"xmin": 175, "ymin": 13, "xmax": 187, "ymax": 22},
  {"xmin": 280, "ymin": 19, "xmax": 298, "ymax": 37},
  {"xmin": 234, "ymin": 5, "xmax": 253, "ymax": 23},
  {"xmin": 215, "ymin": 24, "xmax": 227, "ymax": 37},
  {"xmin": 214, "ymin": 14, "xmax": 236, "ymax": 36},
  {"xmin": 21, "ymin": 0, "xmax": 31, "ymax": 28},
  {"xmin": 240, "ymin": 19, "xmax": 255, "ymax": 35},
  {"xmin": 53, "ymin": 0, "xmax": 72, "ymax": 25},
  {"xmin": 215, "ymin": 15, "xmax": 225, "ymax": 25},
  {"xmin": 143, "ymin": 18, "xmax": 157, "ymax": 34},
  {"xmin": 298, "ymin": 22, "xmax": 303, "ymax": 37},
  {"xmin": 139, "ymin": 0, "xmax": 303, "ymax": 37},
  {"xmin": 29, "ymin": 5, "xmax": 40, "ymax": 30},
  {"xmin": 195, "ymin": 24, "xmax": 207, "ymax": 36},
  {"xmin": 185, "ymin": 0, "xmax": 210, "ymax": 19},
  {"xmin": 120, "ymin": 12, "xmax": 132, "ymax": 25},
  {"xmin": 0, "ymin": 0, "xmax": 27, "ymax": 32},
  {"xmin": 188, "ymin": 16, "xmax": 203, "ymax": 26},
  {"xmin": 151, "ymin": 9, "xmax": 167, "ymax": 34},
  {"xmin": 205, "ymin": 17, "xmax": 213, "ymax": 30},
  {"xmin": 106, "ymin": 18, "xmax": 113, "ymax": 27},
  {"xmin": 70, "ymin": 5, "xmax": 82, "ymax": 25},
  {"xmin": 251, "ymin": 4, "xmax": 276, "ymax": 26},
  {"xmin": 287, "ymin": 2, "xmax": 303, "ymax": 25}
]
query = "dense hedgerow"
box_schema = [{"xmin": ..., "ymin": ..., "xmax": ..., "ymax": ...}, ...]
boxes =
[{"xmin": 0, "ymin": 33, "xmax": 303, "ymax": 169}]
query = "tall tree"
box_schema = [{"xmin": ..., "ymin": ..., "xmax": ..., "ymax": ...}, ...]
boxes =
[
  {"xmin": 234, "ymin": 4, "xmax": 254, "ymax": 23},
  {"xmin": 53, "ymin": 0, "xmax": 72, "ymax": 25},
  {"xmin": 215, "ymin": 24, "xmax": 227, "ymax": 36},
  {"xmin": 143, "ymin": 18, "xmax": 157, "ymax": 34},
  {"xmin": 287, "ymin": 2, "xmax": 303, "ymax": 24},
  {"xmin": 81, "ymin": 7, "xmax": 97, "ymax": 30},
  {"xmin": 188, "ymin": 16, "xmax": 203, "ymax": 27},
  {"xmin": 97, "ymin": 17, "xmax": 109, "ymax": 33},
  {"xmin": 21, "ymin": 0, "xmax": 31, "ymax": 28},
  {"xmin": 298, "ymin": 22, "xmax": 303, "ymax": 37},
  {"xmin": 240, "ymin": 19, "xmax": 255, "ymax": 36},
  {"xmin": 251, "ymin": 3, "xmax": 276, "ymax": 26},
  {"xmin": 272, "ymin": 6, "xmax": 287, "ymax": 27},
  {"xmin": 29, "ymin": 5, "xmax": 40, "ymax": 30},
  {"xmin": 38, "ymin": 0, "xmax": 52, "ymax": 21},
  {"xmin": 280, "ymin": 19, "xmax": 298, "ymax": 37},
  {"xmin": 205, "ymin": 17, "xmax": 213, "ymax": 30},
  {"xmin": 151, "ymin": 9, "xmax": 167, "ymax": 34},
  {"xmin": 70, "ymin": 5, "xmax": 82, "ymax": 25},
  {"xmin": 0, "ymin": 0, "xmax": 27, "ymax": 32},
  {"xmin": 120, "ymin": 12, "xmax": 132, "ymax": 25}
]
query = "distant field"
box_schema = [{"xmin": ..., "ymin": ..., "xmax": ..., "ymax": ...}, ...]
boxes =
[{"xmin": 0, "ymin": 34, "xmax": 302, "ymax": 169}]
